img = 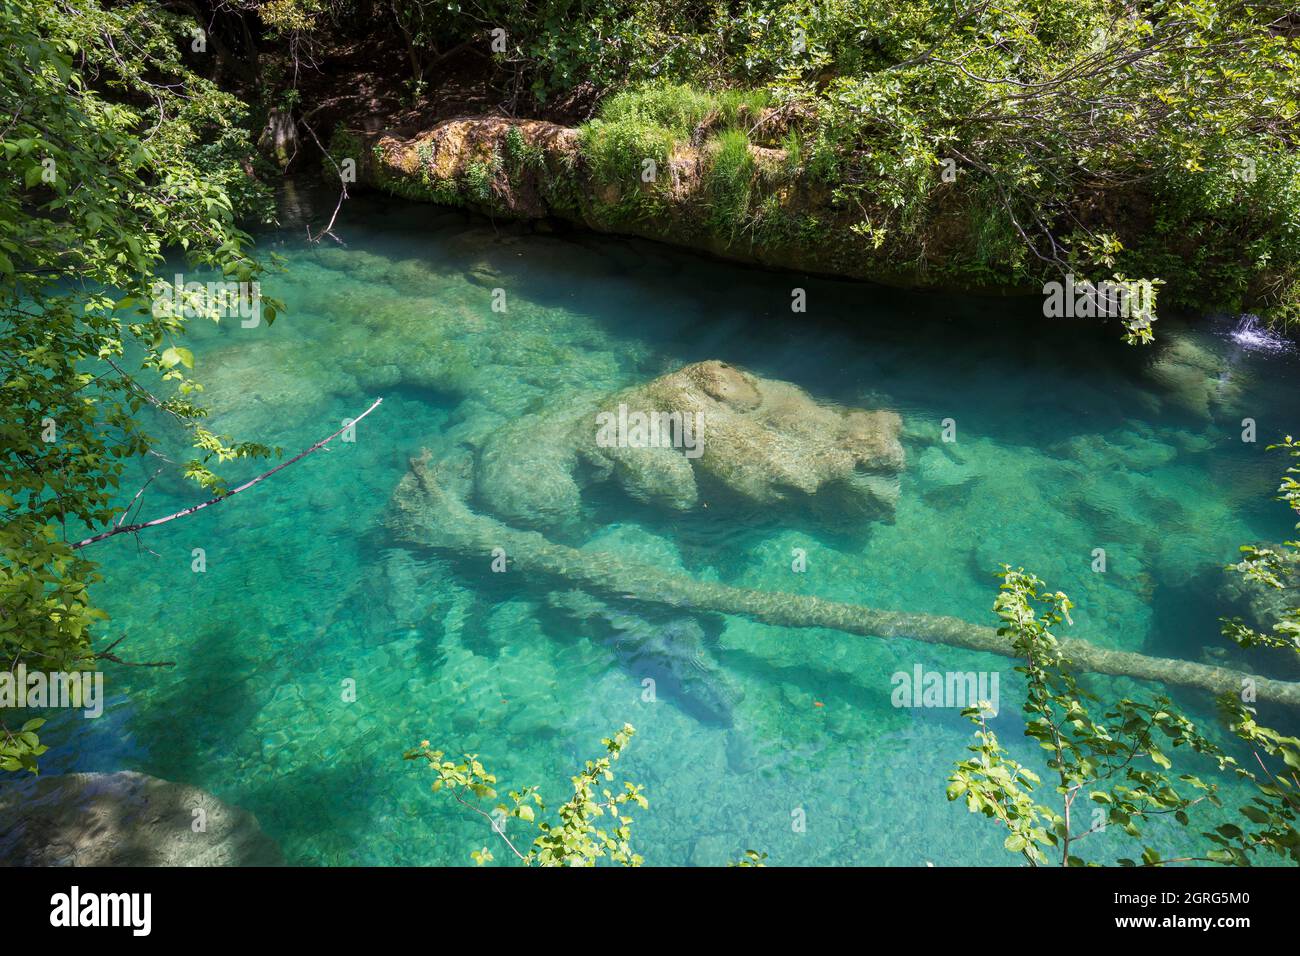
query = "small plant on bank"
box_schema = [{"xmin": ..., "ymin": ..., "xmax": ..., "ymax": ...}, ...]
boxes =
[
  {"xmin": 503, "ymin": 126, "xmax": 546, "ymax": 178},
  {"xmin": 705, "ymin": 128, "xmax": 757, "ymax": 243},
  {"xmin": 461, "ymin": 152, "xmax": 501, "ymax": 207}
]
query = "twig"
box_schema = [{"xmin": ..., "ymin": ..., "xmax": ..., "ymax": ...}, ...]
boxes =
[
  {"xmin": 94, "ymin": 635, "xmax": 174, "ymax": 669},
  {"xmin": 448, "ymin": 790, "xmax": 529, "ymax": 862},
  {"xmin": 70, "ymin": 398, "xmax": 383, "ymax": 549},
  {"xmin": 116, "ymin": 466, "xmax": 166, "ymax": 527},
  {"xmin": 301, "ymin": 118, "xmax": 348, "ymax": 244}
]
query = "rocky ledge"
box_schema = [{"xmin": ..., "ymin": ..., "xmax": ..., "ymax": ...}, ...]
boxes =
[
  {"xmin": 331, "ymin": 116, "xmax": 1016, "ymax": 293},
  {"xmin": 0, "ymin": 771, "xmax": 283, "ymax": 866}
]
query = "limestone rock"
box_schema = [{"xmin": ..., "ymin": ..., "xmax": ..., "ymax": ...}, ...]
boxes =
[
  {"xmin": 0, "ymin": 771, "xmax": 283, "ymax": 866},
  {"xmin": 473, "ymin": 360, "xmax": 905, "ymax": 527},
  {"xmin": 1216, "ymin": 545, "xmax": 1298, "ymax": 636},
  {"xmin": 1147, "ymin": 333, "xmax": 1239, "ymax": 418},
  {"xmin": 257, "ymin": 107, "xmax": 298, "ymax": 170},
  {"xmin": 475, "ymin": 404, "xmax": 589, "ymax": 526}
]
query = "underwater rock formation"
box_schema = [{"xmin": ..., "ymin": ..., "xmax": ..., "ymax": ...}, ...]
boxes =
[
  {"xmin": 1215, "ymin": 548, "xmax": 1300, "ymax": 677},
  {"xmin": 388, "ymin": 450, "xmax": 1300, "ymax": 709},
  {"xmin": 0, "ymin": 771, "xmax": 283, "ymax": 866},
  {"xmin": 1146, "ymin": 334, "xmax": 1241, "ymax": 418},
  {"xmin": 475, "ymin": 360, "xmax": 904, "ymax": 527},
  {"xmin": 547, "ymin": 588, "xmax": 744, "ymax": 727}
]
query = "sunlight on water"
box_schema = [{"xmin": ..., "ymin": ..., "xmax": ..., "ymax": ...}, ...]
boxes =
[{"xmin": 39, "ymin": 187, "xmax": 1300, "ymax": 866}]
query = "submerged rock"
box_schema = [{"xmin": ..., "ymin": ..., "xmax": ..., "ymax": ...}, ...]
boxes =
[
  {"xmin": 386, "ymin": 450, "xmax": 1300, "ymax": 710},
  {"xmin": 0, "ymin": 771, "xmax": 282, "ymax": 866},
  {"xmin": 916, "ymin": 446, "xmax": 978, "ymax": 489},
  {"xmin": 1216, "ymin": 545, "xmax": 1299, "ymax": 637},
  {"xmin": 1146, "ymin": 333, "xmax": 1241, "ymax": 418},
  {"xmin": 547, "ymin": 588, "xmax": 744, "ymax": 727},
  {"xmin": 723, "ymin": 728, "xmax": 762, "ymax": 774},
  {"xmin": 474, "ymin": 360, "xmax": 905, "ymax": 528}
]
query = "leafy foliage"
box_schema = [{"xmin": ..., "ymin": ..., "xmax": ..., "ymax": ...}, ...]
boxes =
[
  {"xmin": 1, "ymin": 0, "xmax": 279, "ymax": 771},
  {"xmin": 949, "ymin": 568, "xmax": 1231, "ymax": 866},
  {"xmin": 326, "ymin": 0, "xmax": 1300, "ymax": 329},
  {"xmin": 1210, "ymin": 436, "xmax": 1300, "ymax": 862},
  {"xmin": 405, "ymin": 724, "xmax": 648, "ymax": 866},
  {"xmin": 952, "ymin": 562, "xmax": 1300, "ymax": 865}
]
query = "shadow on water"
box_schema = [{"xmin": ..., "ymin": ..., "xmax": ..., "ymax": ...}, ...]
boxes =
[
  {"xmin": 124, "ymin": 619, "xmax": 267, "ymax": 786},
  {"xmin": 236, "ymin": 755, "xmax": 386, "ymax": 866}
]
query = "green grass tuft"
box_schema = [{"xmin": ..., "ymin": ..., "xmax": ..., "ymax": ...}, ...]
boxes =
[{"xmin": 705, "ymin": 128, "xmax": 757, "ymax": 243}]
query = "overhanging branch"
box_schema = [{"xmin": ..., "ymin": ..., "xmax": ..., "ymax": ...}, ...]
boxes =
[{"xmin": 71, "ymin": 397, "xmax": 383, "ymax": 550}]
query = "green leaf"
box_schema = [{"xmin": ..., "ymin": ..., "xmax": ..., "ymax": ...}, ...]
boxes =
[{"xmin": 160, "ymin": 346, "xmax": 193, "ymax": 369}]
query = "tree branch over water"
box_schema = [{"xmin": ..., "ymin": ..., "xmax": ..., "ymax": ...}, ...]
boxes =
[{"xmin": 70, "ymin": 397, "xmax": 384, "ymax": 550}]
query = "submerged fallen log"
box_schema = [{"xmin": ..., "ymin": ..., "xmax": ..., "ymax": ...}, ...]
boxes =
[{"xmin": 390, "ymin": 452, "xmax": 1300, "ymax": 710}]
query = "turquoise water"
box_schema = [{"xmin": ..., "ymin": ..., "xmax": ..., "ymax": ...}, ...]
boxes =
[{"xmin": 33, "ymin": 185, "xmax": 1300, "ymax": 866}]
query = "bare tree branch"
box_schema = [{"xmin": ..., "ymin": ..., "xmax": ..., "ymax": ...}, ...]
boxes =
[{"xmin": 70, "ymin": 397, "xmax": 383, "ymax": 550}]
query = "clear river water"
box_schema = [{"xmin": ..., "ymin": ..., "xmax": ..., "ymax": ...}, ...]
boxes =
[{"xmin": 35, "ymin": 185, "xmax": 1300, "ymax": 866}]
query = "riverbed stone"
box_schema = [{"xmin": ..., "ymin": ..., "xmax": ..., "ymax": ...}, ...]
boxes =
[
  {"xmin": 1146, "ymin": 333, "xmax": 1240, "ymax": 418},
  {"xmin": 0, "ymin": 771, "xmax": 282, "ymax": 866},
  {"xmin": 471, "ymin": 360, "xmax": 905, "ymax": 527}
]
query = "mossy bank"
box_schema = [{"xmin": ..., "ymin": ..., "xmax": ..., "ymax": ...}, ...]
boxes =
[
  {"xmin": 328, "ymin": 76, "xmax": 1300, "ymax": 322},
  {"xmin": 329, "ymin": 98, "xmax": 1027, "ymax": 295}
]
